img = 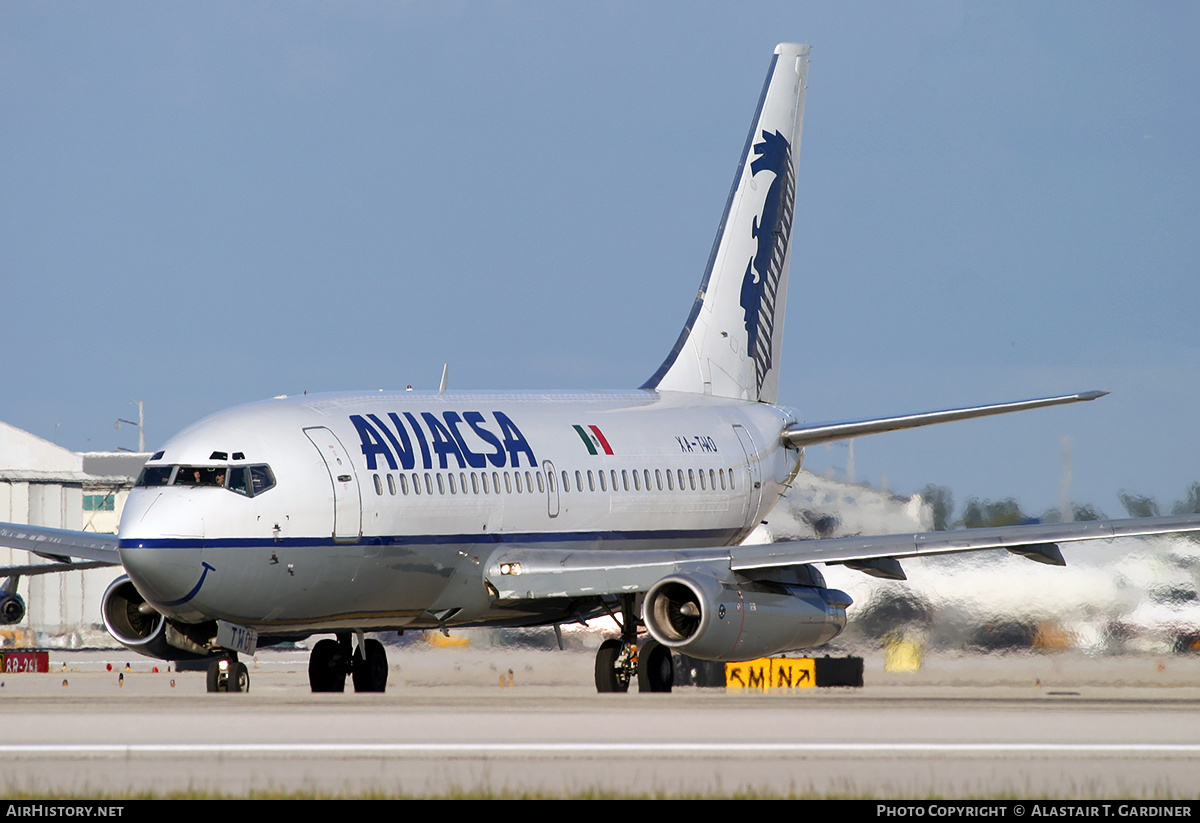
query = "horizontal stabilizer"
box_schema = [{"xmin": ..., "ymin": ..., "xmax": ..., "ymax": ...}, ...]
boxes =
[{"xmin": 782, "ymin": 391, "xmax": 1107, "ymax": 448}]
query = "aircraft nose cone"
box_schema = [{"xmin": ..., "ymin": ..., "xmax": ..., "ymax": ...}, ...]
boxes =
[{"xmin": 118, "ymin": 491, "xmax": 210, "ymax": 621}]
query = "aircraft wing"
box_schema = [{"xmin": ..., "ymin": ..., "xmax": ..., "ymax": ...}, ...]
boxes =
[
  {"xmin": 0, "ymin": 521, "xmax": 121, "ymax": 575},
  {"xmin": 484, "ymin": 514, "xmax": 1200, "ymax": 599}
]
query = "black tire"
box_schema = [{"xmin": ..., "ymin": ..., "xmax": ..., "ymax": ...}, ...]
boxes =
[
  {"xmin": 229, "ymin": 661, "xmax": 250, "ymax": 693},
  {"xmin": 309, "ymin": 638, "xmax": 346, "ymax": 693},
  {"xmin": 206, "ymin": 659, "xmax": 223, "ymax": 693},
  {"xmin": 637, "ymin": 638, "xmax": 673, "ymax": 693},
  {"xmin": 351, "ymin": 638, "xmax": 389, "ymax": 693},
  {"xmin": 594, "ymin": 638, "xmax": 630, "ymax": 693}
]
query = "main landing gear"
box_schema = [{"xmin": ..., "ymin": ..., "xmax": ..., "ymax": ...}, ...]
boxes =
[
  {"xmin": 308, "ymin": 632, "xmax": 389, "ymax": 693},
  {"xmin": 206, "ymin": 653, "xmax": 250, "ymax": 693},
  {"xmin": 594, "ymin": 594, "xmax": 674, "ymax": 694}
]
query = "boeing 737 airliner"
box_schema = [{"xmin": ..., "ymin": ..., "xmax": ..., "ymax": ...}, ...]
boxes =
[{"xmin": 4, "ymin": 44, "xmax": 1199, "ymax": 693}]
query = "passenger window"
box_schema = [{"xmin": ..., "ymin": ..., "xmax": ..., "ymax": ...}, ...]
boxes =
[
  {"xmin": 504, "ymin": 473, "xmax": 513, "ymax": 494},
  {"xmin": 447, "ymin": 473, "xmax": 456, "ymax": 495},
  {"xmin": 399, "ymin": 474, "xmax": 409, "ymax": 495},
  {"xmin": 373, "ymin": 474, "xmax": 383, "ymax": 496},
  {"xmin": 598, "ymin": 471, "xmax": 607, "ymax": 492}
]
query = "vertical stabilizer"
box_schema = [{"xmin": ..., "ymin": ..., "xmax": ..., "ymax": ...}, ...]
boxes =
[{"xmin": 643, "ymin": 43, "xmax": 808, "ymax": 404}]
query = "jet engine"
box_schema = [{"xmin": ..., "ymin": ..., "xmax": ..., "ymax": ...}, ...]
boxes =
[
  {"xmin": 643, "ymin": 569, "xmax": 851, "ymax": 662},
  {"xmin": 102, "ymin": 576, "xmax": 216, "ymax": 661},
  {"xmin": 0, "ymin": 592, "xmax": 25, "ymax": 625}
]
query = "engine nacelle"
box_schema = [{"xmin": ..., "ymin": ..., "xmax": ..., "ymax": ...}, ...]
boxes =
[
  {"xmin": 102, "ymin": 576, "xmax": 216, "ymax": 661},
  {"xmin": 0, "ymin": 592, "xmax": 25, "ymax": 625},
  {"xmin": 643, "ymin": 571, "xmax": 851, "ymax": 662}
]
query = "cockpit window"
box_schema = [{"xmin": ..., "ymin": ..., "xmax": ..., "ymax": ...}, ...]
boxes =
[
  {"xmin": 249, "ymin": 465, "xmax": 276, "ymax": 495},
  {"xmin": 136, "ymin": 465, "xmax": 175, "ymax": 486},
  {"xmin": 136, "ymin": 463, "xmax": 276, "ymax": 497},
  {"xmin": 228, "ymin": 466, "xmax": 249, "ymax": 496},
  {"xmin": 175, "ymin": 466, "xmax": 226, "ymax": 487}
]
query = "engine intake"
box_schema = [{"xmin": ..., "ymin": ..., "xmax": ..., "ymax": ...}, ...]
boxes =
[
  {"xmin": 102, "ymin": 576, "xmax": 215, "ymax": 661},
  {"xmin": 0, "ymin": 592, "xmax": 25, "ymax": 625},
  {"xmin": 643, "ymin": 572, "xmax": 850, "ymax": 662}
]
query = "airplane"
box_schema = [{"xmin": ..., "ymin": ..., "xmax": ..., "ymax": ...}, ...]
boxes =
[{"xmin": 3, "ymin": 42, "xmax": 1200, "ymax": 694}]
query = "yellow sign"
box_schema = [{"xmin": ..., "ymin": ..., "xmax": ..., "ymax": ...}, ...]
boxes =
[{"xmin": 725, "ymin": 657, "xmax": 815, "ymax": 690}]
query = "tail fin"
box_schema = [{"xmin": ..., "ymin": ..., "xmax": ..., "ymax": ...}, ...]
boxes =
[{"xmin": 643, "ymin": 43, "xmax": 808, "ymax": 405}]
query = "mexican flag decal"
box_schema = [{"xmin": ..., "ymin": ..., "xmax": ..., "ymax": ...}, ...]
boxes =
[{"xmin": 572, "ymin": 424, "xmax": 613, "ymax": 456}]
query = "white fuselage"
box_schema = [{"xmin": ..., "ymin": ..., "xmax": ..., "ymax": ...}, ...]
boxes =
[{"xmin": 117, "ymin": 389, "xmax": 801, "ymax": 634}]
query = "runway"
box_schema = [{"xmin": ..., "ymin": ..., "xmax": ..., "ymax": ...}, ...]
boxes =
[{"xmin": 1, "ymin": 647, "xmax": 1198, "ymax": 798}]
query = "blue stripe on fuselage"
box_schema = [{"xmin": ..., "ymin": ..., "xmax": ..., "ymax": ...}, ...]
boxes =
[{"xmin": 118, "ymin": 526, "xmax": 742, "ymax": 551}]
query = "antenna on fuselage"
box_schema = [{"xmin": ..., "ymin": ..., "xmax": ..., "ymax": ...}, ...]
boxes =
[{"xmin": 438, "ymin": 363, "xmax": 449, "ymax": 395}]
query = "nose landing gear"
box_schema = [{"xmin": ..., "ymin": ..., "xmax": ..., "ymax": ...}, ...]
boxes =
[{"xmin": 206, "ymin": 654, "xmax": 249, "ymax": 693}]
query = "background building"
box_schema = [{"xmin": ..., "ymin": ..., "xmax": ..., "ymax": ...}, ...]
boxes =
[{"xmin": 0, "ymin": 421, "xmax": 145, "ymax": 645}]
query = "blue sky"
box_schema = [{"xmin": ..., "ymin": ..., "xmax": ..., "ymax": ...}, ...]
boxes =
[{"xmin": 3, "ymin": 2, "xmax": 1198, "ymax": 520}]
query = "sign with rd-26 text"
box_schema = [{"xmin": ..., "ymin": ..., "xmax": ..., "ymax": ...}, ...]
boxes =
[{"xmin": 0, "ymin": 651, "xmax": 49, "ymax": 673}]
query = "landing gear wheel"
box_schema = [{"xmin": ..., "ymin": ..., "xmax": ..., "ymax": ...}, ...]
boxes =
[
  {"xmin": 351, "ymin": 638, "xmax": 388, "ymax": 693},
  {"xmin": 206, "ymin": 656, "xmax": 248, "ymax": 693},
  {"xmin": 594, "ymin": 638, "xmax": 631, "ymax": 693},
  {"xmin": 637, "ymin": 638, "xmax": 673, "ymax": 693},
  {"xmin": 308, "ymin": 638, "xmax": 347, "ymax": 692},
  {"xmin": 229, "ymin": 661, "xmax": 250, "ymax": 693}
]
